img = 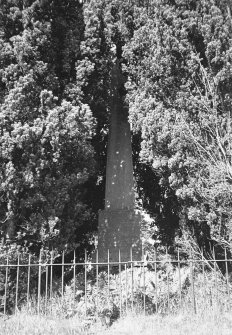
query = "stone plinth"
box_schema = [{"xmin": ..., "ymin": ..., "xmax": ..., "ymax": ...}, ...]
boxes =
[{"xmin": 98, "ymin": 209, "xmax": 142, "ymax": 262}]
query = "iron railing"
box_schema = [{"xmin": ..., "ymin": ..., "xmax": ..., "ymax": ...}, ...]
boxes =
[{"xmin": 0, "ymin": 247, "xmax": 231, "ymax": 318}]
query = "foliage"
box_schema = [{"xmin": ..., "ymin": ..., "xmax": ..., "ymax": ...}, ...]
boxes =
[
  {"xmin": 76, "ymin": 0, "xmax": 232, "ymax": 250},
  {"xmin": 121, "ymin": 0, "xmax": 232, "ymax": 249},
  {"xmin": 1, "ymin": 310, "xmax": 232, "ymax": 335},
  {"xmin": 0, "ymin": 0, "xmax": 96, "ymax": 251},
  {"xmin": 1, "ymin": 0, "xmax": 232, "ymax": 254},
  {"xmin": 0, "ymin": 242, "xmax": 40, "ymax": 314}
]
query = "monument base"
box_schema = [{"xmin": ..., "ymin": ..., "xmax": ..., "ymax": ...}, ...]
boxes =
[{"xmin": 97, "ymin": 209, "xmax": 142, "ymax": 262}]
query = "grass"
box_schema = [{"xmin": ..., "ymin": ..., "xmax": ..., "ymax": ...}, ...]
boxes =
[
  {"xmin": 1, "ymin": 307, "xmax": 232, "ymax": 335},
  {"xmin": 101, "ymin": 311, "xmax": 232, "ymax": 335},
  {"xmin": 0, "ymin": 312, "xmax": 95, "ymax": 335},
  {"xmin": 1, "ymin": 258, "xmax": 231, "ymax": 334}
]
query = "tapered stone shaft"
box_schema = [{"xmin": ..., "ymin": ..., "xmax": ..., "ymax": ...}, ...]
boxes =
[
  {"xmin": 105, "ymin": 91, "xmax": 134, "ymax": 210},
  {"xmin": 98, "ymin": 60, "xmax": 141, "ymax": 262}
]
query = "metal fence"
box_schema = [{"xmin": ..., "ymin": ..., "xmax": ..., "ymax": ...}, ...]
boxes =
[{"xmin": 0, "ymin": 247, "xmax": 232, "ymax": 319}]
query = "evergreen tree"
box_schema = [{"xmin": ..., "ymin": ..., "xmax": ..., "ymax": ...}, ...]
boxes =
[
  {"xmin": 1, "ymin": 0, "xmax": 232, "ymax": 253},
  {"xmin": 0, "ymin": 0, "xmax": 96, "ymax": 252},
  {"xmin": 123, "ymin": 0, "xmax": 232, "ymax": 248}
]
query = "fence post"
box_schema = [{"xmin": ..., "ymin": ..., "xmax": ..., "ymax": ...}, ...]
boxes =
[
  {"xmin": 84, "ymin": 249, "xmax": 87, "ymax": 317},
  {"xmin": 178, "ymin": 248, "xmax": 182, "ymax": 310},
  {"xmin": 96, "ymin": 249, "xmax": 99, "ymax": 317},
  {"xmin": 190, "ymin": 247, "xmax": 196, "ymax": 314},
  {"xmin": 202, "ymin": 249, "xmax": 206, "ymax": 311},
  {"xmin": 213, "ymin": 246, "xmax": 218, "ymax": 308},
  {"xmin": 142, "ymin": 246, "xmax": 146, "ymax": 316},
  {"xmin": 73, "ymin": 250, "xmax": 76, "ymax": 302},
  {"xmin": 125, "ymin": 261, "xmax": 128, "ymax": 315},
  {"xmin": 166, "ymin": 247, "xmax": 170, "ymax": 314},
  {"xmin": 50, "ymin": 249, "xmax": 53, "ymax": 315},
  {"xmin": 61, "ymin": 251, "xmax": 64, "ymax": 298},
  {"xmin": 4, "ymin": 255, "xmax": 9, "ymax": 315},
  {"xmin": 15, "ymin": 253, "xmax": 20, "ymax": 314},
  {"xmin": 225, "ymin": 247, "xmax": 230, "ymax": 311},
  {"xmin": 130, "ymin": 247, "xmax": 134, "ymax": 313},
  {"xmin": 107, "ymin": 249, "xmax": 110, "ymax": 309},
  {"xmin": 37, "ymin": 249, "xmax": 42, "ymax": 315},
  {"xmin": 45, "ymin": 257, "xmax": 48, "ymax": 314},
  {"xmin": 154, "ymin": 247, "xmax": 158, "ymax": 313},
  {"xmin": 27, "ymin": 254, "xmax": 31, "ymax": 311},
  {"xmin": 119, "ymin": 249, "xmax": 122, "ymax": 317}
]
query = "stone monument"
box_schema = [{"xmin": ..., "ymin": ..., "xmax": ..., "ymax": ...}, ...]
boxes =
[{"xmin": 98, "ymin": 60, "xmax": 142, "ymax": 262}]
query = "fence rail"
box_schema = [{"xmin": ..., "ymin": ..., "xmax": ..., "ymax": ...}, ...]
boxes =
[{"xmin": 0, "ymin": 247, "xmax": 232, "ymax": 320}]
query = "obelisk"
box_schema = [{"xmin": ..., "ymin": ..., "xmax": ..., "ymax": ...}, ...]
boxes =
[{"xmin": 98, "ymin": 59, "xmax": 142, "ymax": 262}]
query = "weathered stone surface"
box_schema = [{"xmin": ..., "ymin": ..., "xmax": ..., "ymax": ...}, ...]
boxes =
[
  {"xmin": 104, "ymin": 101, "xmax": 134, "ymax": 210},
  {"xmin": 104, "ymin": 61, "xmax": 134, "ymax": 210},
  {"xmin": 97, "ymin": 60, "xmax": 142, "ymax": 262},
  {"xmin": 98, "ymin": 209, "xmax": 142, "ymax": 262}
]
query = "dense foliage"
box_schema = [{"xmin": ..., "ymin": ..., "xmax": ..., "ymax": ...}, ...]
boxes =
[
  {"xmin": 0, "ymin": 0, "xmax": 232, "ymax": 255},
  {"xmin": 123, "ymin": 0, "xmax": 232, "ymax": 249},
  {"xmin": 0, "ymin": 0, "xmax": 96, "ymax": 252}
]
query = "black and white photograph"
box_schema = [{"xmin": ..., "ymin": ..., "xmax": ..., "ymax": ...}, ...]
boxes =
[{"xmin": 0, "ymin": 0, "xmax": 232, "ymax": 334}]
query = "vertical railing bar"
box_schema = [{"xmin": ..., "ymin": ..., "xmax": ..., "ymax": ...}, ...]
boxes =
[
  {"xmin": 4, "ymin": 255, "xmax": 9, "ymax": 315},
  {"xmin": 119, "ymin": 249, "xmax": 122, "ymax": 317},
  {"xmin": 96, "ymin": 249, "xmax": 99, "ymax": 317},
  {"xmin": 154, "ymin": 247, "xmax": 158, "ymax": 313},
  {"xmin": 225, "ymin": 248, "xmax": 230, "ymax": 311},
  {"xmin": 125, "ymin": 262, "xmax": 128, "ymax": 315},
  {"xmin": 190, "ymin": 246, "xmax": 192, "ymax": 311},
  {"xmin": 27, "ymin": 254, "xmax": 31, "ymax": 311},
  {"xmin": 107, "ymin": 249, "xmax": 110, "ymax": 308},
  {"xmin": 61, "ymin": 251, "xmax": 64, "ymax": 298},
  {"xmin": 202, "ymin": 249, "xmax": 206, "ymax": 310},
  {"xmin": 213, "ymin": 246, "xmax": 218, "ymax": 308},
  {"xmin": 50, "ymin": 249, "xmax": 53, "ymax": 315},
  {"xmin": 190, "ymin": 247, "xmax": 196, "ymax": 314},
  {"xmin": 15, "ymin": 253, "xmax": 20, "ymax": 314},
  {"xmin": 193, "ymin": 248, "xmax": 196, "ymax": 313},
  {"xmin": 73, "ymin": 250, "xmax": 76, "ymax": 302},
  {"xmin": 142, "ymin": 246, "xmax": 146, "ymax": 316},
  {"xmin": 45, "ymin": 262, "xmax": 48, "ymax": 315},
  {"xmin": 139, "ymin": 252, "xmax": 142, "ymax": 313},
  {"xmin": 178, "ymin": 248, "xmax": 182, "ymax": 310},
  {"xmin": 166, "ymin": 247, "xmax": 170, "ymax": 314},
  {"xmin": 84, "ymin": 249, "xmax": 87, "ymax": 318},
  {"xmin": 37, "ymin": 249, "xmax": 42, "ymax": 315},
  {"xmin": 130, "ymin": 247, "xmax": 134, "ymax": 313},
  {"xmin": 209, "ymin": 244, "xmax": 213, "ymax": 308}
]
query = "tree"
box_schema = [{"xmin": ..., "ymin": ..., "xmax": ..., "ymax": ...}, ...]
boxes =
[
  {"xmin": 1, "ymin": 0, "xmax": 232, "ymax": 254},
  {"xmin": 0, "ymin": 0, "xmax": 96, "ymax": 252},
  {"xmin": 123, "ymin": 0, "xmax": 232, "ymax": 249}
]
